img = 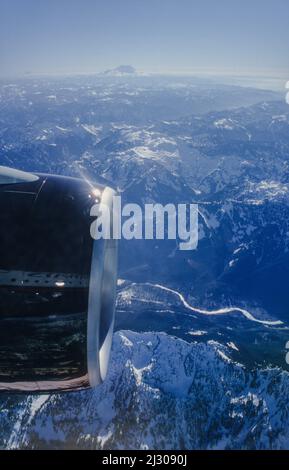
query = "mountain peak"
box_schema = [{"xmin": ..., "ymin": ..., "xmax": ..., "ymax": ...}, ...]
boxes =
[{"xmin": 102, "ymin": 65, "xmax": 137, "ymax": 76}]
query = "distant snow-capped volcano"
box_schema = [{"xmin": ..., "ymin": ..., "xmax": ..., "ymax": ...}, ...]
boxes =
[{"xmin": 102, "ymin": 65, "xmax": 138, "ymax": 76}]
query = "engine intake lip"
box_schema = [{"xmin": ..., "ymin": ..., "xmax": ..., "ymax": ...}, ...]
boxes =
[{"xmin": 87, "ymin": 186, "xmax": 118, "ymax": 387}]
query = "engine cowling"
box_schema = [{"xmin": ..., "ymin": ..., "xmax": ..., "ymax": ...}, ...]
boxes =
[{"xmin": 0, "ymin": 166, "xmax": 117, "ymax": 392}]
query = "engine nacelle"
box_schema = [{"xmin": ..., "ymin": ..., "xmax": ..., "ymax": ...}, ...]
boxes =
[{"xmin": 0, "ymin": 166, "xmax": 117, "ymax": 392}]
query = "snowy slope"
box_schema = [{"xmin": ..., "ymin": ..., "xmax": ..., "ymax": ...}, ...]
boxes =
[{"xmin": 1, "ymin": 330, "xmax": 289, "ymax": 450}]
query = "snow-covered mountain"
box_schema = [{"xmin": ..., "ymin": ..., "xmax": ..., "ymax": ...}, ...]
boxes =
[
  {"xmin": 102, "ymin": 65, "xmax": 138, "ymax": 76},
  {"xmin": 0, "ymin": 75, "xmax": 289, "ymax": 449},
  {"xmin": 0, "ymin": 78, "xmax": 288, "ymax": 319},
  {"xmin": 1, "ymin": 77, "xmax": 289, "ymax": 339},
  {"xmin": 1, "ymin": 330, "xmax": 289, "ymax": 450}
]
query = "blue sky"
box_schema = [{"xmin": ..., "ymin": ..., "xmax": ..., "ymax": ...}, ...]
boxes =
[{"xmin": 0, "ymin": 0, "xmax": 289, "ymax": 77}]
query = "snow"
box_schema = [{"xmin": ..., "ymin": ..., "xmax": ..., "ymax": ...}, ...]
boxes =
[
  {"xmin": 188, "ymin": 330, "xmax": 207, "ymax": 336},
  {"xmin": 214, "ymin": 118, "xmax": 235, "ymax": 130},
  {"xmin": 2, "ymin": 330, "xmax": 289, "ymax": 449},
  {"xmin": 227, "ymin": 342, "xmax": 239, "ymax": 351},
  {"xmin": 229, "ymin": 259, "xmax": 238, "ymax": 268},
  {"xmin": 81, "ymin": 124, "xmax": 102, "ymax": 136},
  {"xmin": 55, "ymin": 126, "xmax": 69, "ymax": 132}
]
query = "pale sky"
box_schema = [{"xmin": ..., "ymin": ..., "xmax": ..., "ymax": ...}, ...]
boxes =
[{"xmin": 0, "ymin": 0, "xmax": 289, "ymax": 78}]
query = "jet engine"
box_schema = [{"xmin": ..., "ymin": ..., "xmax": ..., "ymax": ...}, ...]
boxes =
[{"xmin": 0, "ymin": 166, "xmax": 117, "ymax": 392}]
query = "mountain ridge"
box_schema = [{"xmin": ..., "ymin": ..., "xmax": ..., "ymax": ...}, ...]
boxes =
[{"xmin": 1, "ymin": 330, "xmax": 289, "ymax": 450}]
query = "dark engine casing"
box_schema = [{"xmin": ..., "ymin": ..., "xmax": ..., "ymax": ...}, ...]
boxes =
[{"xmin": 0, "ymin": 166, "xmax": 117, "ymax": 392}]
